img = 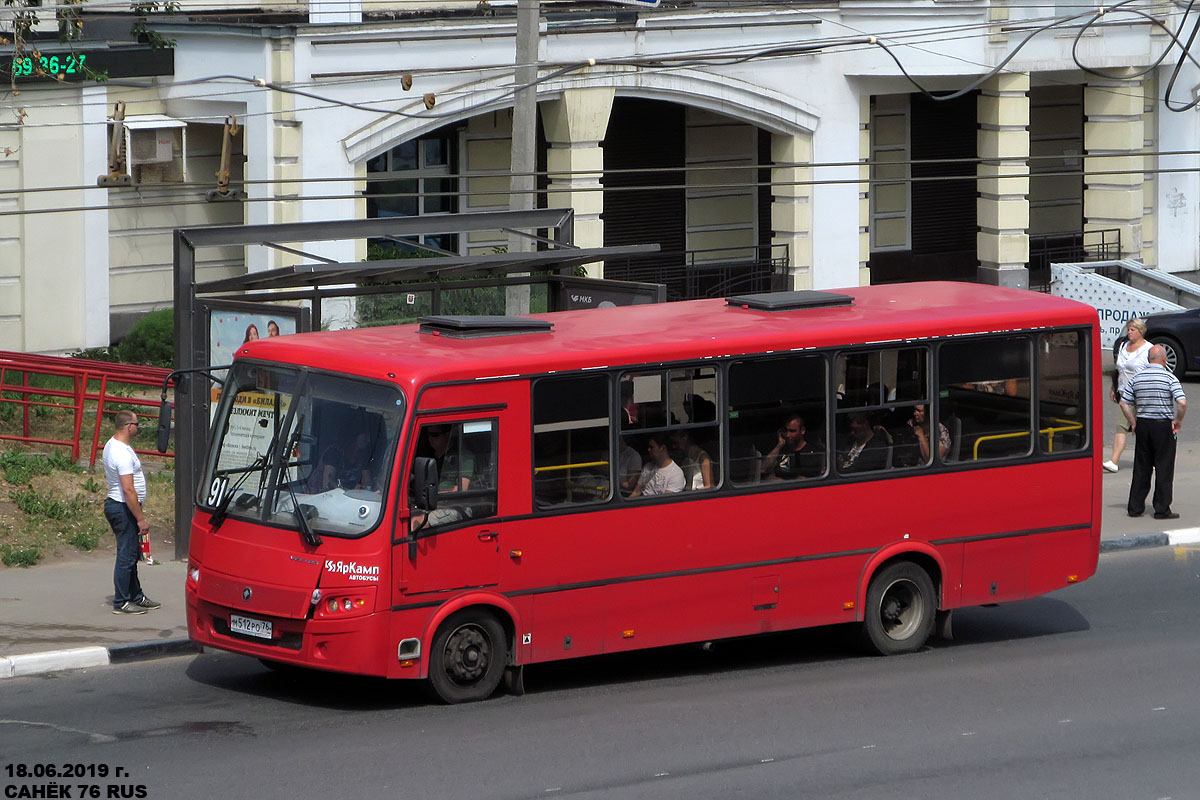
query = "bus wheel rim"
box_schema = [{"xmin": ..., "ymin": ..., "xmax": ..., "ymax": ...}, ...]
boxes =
[
  {"xmin": 878, "ymin": 578, "xmax": 923, "ymax": 641},
  {"xmin": 443, "ymin": 623, "xmax": 491, "ymax": 686}
]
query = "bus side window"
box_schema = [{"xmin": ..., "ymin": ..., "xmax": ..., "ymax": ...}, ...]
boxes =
[
  {"xmin": 412, "ymin": 420, "xmax": 498, "ymax": 530},
  {"xmin": 533, "ymin": 374, "xmax": 612, "ymax": 509},
  {"xmin": 1038, "ymin": 331, "xmax": 1087, "ymax": 454},
  {"xmin": 728, "ymin": 354, "xmax": 827, "ymax": 485},
  {"xmin": 938, "ymin": 337, "xmax": 1033, "ymax": 462}
]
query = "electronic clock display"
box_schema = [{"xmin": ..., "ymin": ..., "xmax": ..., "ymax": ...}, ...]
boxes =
[
  {"xmin": 1, "ymin": 47, "xmax": 173, "ymax": 83},
  {"xmin": 6, "ymin": 52, "xmax": 90, "ymax": 80}
]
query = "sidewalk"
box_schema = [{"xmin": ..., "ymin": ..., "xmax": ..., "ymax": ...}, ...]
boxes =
[
  {"xmin": 2, "ymin": 366, "xmax": 1197, "ymax": 678},
  {"xmin": 0, "ymin": 555, "xmax": 194, "ymax": 676}
]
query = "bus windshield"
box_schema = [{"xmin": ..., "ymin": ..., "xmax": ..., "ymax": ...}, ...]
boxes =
[{"xmin": 202, "ymin": 362, "xmax": 404, "ymax": 538}]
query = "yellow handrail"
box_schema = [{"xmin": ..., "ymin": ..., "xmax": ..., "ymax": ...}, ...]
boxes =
[
  {"xmin": 971, "ymin": 419, "xmax": 1084, "ymax": 460},
  {"xmin": 533, "ymin": 460, "xmax": 610, "ymax": 475}
]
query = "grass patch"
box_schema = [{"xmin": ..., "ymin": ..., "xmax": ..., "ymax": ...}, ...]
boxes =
[
  {"xmin": 10, "ymin": 487, "xmax": 86, "ymax": 520},
  {"xmin": 0, "ymin": 458, "xmax": 175, "ymax": 566},
  {"xmin": 0, "ymin": 449, "xmax": 82, "ymax": 485},
  {"xmin": 0, "ymin": 543, "xmax": 42, "ymax": 567},
  {"xmin": 65, "ymin": 521, "xmax": 106, "ymax": 551}
]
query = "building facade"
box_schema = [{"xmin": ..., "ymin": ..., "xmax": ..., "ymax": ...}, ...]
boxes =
[{"xmin": 3, "ymin": 0, "xmax": 1198, "ymax": 351}]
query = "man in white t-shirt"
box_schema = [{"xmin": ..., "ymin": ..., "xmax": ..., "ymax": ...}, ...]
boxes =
[
  {"xmin": 102, "ymin": 410, "xmax": 161, "ymax": 615},
  {"xmin": 630, "ymin": 433, "xmax": 685, "ymax": 497}
]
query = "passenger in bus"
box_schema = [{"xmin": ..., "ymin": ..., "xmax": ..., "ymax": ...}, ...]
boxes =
[
  {"xmin": 761, "ymin": 414, "xmax": 823, "ymax": 480},
  {"xmin": 630, "ymin": 433, "xmax": 685, "ymax": 497},
  {"xmin": 684, "ymin": 394, "xmax": 717, "ymax": 424},
  {"xmin": 669, "ymin": 428, "xmax": 714, "ymax": 490},
  {"xmin": 618, "ymin": 436, "xmax": 643, "ymax": 496},
  {"xmin": 892, "ymin": 403, "xmax": 949, "ymax": 466},
  {"xmin": 838, "ymin": 412, "xmax": 888, "ymax": 473}
]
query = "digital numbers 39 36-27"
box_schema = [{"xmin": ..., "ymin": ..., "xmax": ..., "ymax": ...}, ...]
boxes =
[{"xmin": 7, "ymin": 53, "xmax": 88, "ymax": 78}]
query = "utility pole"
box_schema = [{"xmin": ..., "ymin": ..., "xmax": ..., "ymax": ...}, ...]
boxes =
[{"xmin": 506, "ymin": 0, "xmax": 538, "ymax": 315}]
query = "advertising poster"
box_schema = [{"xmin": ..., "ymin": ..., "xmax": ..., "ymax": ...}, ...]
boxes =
[
  {"xmin": 209, "ymin": 309, "xmax": 298, "ymax": 368},
  {"xmin": 213, "ymin": 391, "xmax": 290, "ymax": 478},
  {"xmin": 205, "ymin": 303, "xmax": 304, "ymax": 420}
]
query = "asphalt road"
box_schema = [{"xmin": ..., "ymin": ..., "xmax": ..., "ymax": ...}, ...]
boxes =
[{"xmin": 2, "ymin": 547, "xmax": 1199, "ymax": 800}]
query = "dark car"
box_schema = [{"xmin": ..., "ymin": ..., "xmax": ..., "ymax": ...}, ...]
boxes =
[{"xmin": 1143, "ymin": 308, "xmax": 1200, "ymax": 378}]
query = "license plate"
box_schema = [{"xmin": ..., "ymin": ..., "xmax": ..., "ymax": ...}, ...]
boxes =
[{"xmin": 230, "ymin": 614, "xmax": 272, "ymax": 640}]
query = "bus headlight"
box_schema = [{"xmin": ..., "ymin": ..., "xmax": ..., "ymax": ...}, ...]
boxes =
[{"xmin": 315, "ymin": 594, "xmax": 370, "ymax": 619}]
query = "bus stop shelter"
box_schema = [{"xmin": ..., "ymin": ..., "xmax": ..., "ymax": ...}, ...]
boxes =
[{"xmin": 169, "ymin": 208, "xmax": 663, "ymax": 557}]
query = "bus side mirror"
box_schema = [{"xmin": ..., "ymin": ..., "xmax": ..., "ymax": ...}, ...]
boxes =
[
  {"xmin": 155, "ymin": 400, "xmax": 173, "ymax": 453},
  {"xmin": 410, "ymin": 457, "xmax": 439, "ymax": 511}
]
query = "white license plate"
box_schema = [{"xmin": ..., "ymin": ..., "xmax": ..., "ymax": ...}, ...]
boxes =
[{"xmin": 230, "ymin": 614, "xmax": 272, "ymax": 640}]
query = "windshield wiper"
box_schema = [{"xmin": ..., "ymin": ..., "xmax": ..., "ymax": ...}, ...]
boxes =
[
  {"xmin": 278, "ymin": 419, "xmax": 321, "ymax": 547},
  {"xmin": 209, "ymin": 452, "xmax": 268, "ymax": 530}
]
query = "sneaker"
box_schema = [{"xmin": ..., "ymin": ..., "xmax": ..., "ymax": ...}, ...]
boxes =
[
  {"xmin": 112, "ymin": 602, "xmax": 147, "ymax": 615},
  {"xmin": 1153, "ymin": 511, "xmax": 1181, "ymax": 520},
  {"xmin": 1102, "ymin": 460, "xmax": 1119, "ymax": 473},
  {"xmin": 133, "ymin": 596, "xmax": 162, "ymax": 610}
]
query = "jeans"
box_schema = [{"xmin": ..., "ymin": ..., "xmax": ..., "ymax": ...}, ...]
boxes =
[{"xmin": 105, "ymin": 498, "xmax": 144, "ymax": 609}]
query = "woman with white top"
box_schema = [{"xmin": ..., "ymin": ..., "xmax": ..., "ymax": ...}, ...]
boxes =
[{"xmin": 1105, "ymin": 318, "xmax": 1152, "ymax": 472}]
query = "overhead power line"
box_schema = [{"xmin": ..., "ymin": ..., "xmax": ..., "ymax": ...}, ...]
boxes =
[{"xmin": 0, "ymin": 158, "xmax": 1194, "ymax": 219}]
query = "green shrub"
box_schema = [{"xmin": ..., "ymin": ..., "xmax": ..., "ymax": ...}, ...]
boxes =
[
  {"xmin": 0, "ymin": 450, "xmax": 57, "ymax": 485},
  {"xmin": 0, "ymin": 543, "xmax": 41, "ymax": 567},
  {"xmin": 83, "ymin": 476, "xmax": 103, "ymax": 493},
  {"xmin": 66, "ymin": 522, "xmax": 104, "ymax": 552},
  {"xmin": 115, "ymin": 309, "xmax": 174, "ymax": 367},
  {"xmin": 9, "ymin": 487, "xmax": 80, "ymax": 520}
]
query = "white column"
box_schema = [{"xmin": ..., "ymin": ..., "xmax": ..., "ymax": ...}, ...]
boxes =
[
  {"xmin": 771, "ymin": 132, "xmax": 813, "ymax": 290},
  {"xmin": 541, "ymin": 87, "xmax": 615, "ymax": 277},
  {"xmin": 977, "ymin": 73, "xmax": 1030, "ymax": 289},
  {"xmin": 1084, "ymin": 71, "xmax": 1144, "ymax": 261},
  {"xmin": 1156, "ymin": 67, "xmax": 1200, "ymax": 272}
]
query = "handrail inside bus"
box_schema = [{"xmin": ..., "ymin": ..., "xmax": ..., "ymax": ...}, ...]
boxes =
[
  {"xmin": 971, "ymin": 419, "xmax": 1084, "ymax": 460},
  {"xmin": 533, "ymin": 460, "xmax": 610, "ymax": 474}
]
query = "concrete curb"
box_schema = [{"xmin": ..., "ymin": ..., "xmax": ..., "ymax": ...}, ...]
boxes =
[
  {"xmin": 1100, "ymin": 533, "xmax": 1170, "ymax": 553},
  {"xmin": 1099, "ymin": 527, "xmax": 1200, "ymax": 553},
  {"xmin": 0, "ymin": 638, "xmax": 199, "ymax": 679}
]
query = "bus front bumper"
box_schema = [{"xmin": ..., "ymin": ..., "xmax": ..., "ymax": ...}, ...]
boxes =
[{"xmin": 186, "ymin": 589, "xmax": 391, "ymax": 677}]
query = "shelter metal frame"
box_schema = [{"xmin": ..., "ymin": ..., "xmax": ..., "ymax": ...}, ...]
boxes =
[{"xmin": 170, "ymin": 207, "xmax": 662, "ymax": 557}]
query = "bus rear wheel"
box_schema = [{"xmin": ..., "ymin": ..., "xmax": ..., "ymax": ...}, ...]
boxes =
[
  {"xmin": 861, "ymin": 562, "xmax": 936, "ymax": 656},
  {"xmin": 428, "ymin": 609, "xmax": 507, "ymax": 704}
]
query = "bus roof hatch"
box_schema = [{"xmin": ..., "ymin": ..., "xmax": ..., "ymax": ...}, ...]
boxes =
[
  {"xmin": 726, "ymin": 290, "xmax": 855, "ymax": 312},
  {"xmin": 418, "ymin": 315, "xmax": 555, "ymax": 339}
]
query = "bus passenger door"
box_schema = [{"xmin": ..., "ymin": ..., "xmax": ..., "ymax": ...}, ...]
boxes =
[{"xmin": 395, "ymin": 415, "xmax": 506, "ymax": 600}]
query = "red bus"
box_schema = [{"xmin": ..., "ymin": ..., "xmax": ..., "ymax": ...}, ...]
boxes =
[{"xmin": 185, "ymin": 282, "xmax": 1101, "ymax": 702}]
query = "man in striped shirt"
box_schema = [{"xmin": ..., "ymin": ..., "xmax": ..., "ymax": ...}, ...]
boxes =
[{"xmin": 1119, "ymin": 345, "xmax": 1187, "ymax": 519}]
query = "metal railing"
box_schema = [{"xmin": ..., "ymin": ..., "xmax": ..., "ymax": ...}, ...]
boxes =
[
  {"xmin": 1029, "ymin": 228, "xmax": 1121, "ymax": 291},
  {"xmin": 0, "ymin": 351, "xmax": 173, "ymax": 466},
  {"xmin": 603, "ymin": 244, "xmax": 791, "ymax": 301}
]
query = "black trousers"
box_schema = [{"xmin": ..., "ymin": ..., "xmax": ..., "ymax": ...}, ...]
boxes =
[{"xmin": 1127, "ymin": 417, "xmax": 1177, "ymax": 516}]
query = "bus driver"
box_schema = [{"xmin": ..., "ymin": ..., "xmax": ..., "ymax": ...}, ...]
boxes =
[{"xmin": 410, "ymin": 424, "xmax": 472, "ymax": 530}]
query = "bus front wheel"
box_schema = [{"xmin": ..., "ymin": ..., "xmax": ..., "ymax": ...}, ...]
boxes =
[
  {"xmin": 861, "ymin": 562, "xmax": 936, "ymax": 656},
  {"xmin": 428, "ymin": 609, "xmax": 508, "ymax": 704}
]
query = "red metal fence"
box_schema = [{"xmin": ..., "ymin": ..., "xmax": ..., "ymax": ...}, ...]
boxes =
[{"xmin": 0, "ymin": 351, "xmax": 173, "ymax": 467}]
